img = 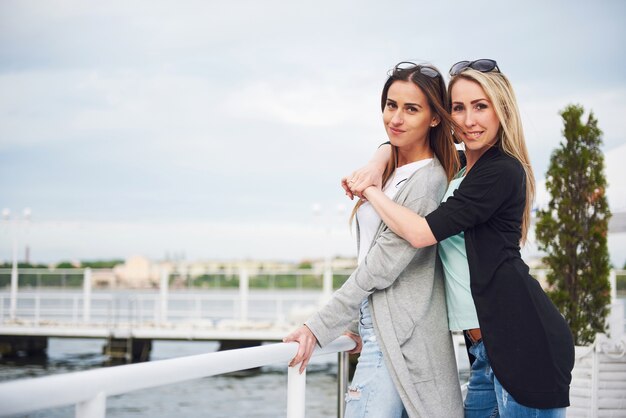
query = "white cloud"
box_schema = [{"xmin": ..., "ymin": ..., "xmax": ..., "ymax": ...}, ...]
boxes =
[
  {"xmin": 1, "ymin": 0, "xmax": 625, "ymax": 263},
  {"xmin": 226, "ymin": 81, "xmax": 375, "ymax": 127},
  {"xmin": 517, "ymin": 85, "xmax": 626, "ymax": 179}
]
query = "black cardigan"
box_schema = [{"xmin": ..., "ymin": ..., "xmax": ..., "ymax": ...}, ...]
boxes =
[{"xmin": 426, "ymin": 146, "xmax": 575, "ymax": 409}]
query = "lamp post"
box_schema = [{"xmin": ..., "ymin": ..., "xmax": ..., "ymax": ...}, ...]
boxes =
[
  {"xmin": 312, "ymin": 203, "xmax": 346, "ymax": 302},
  {"xmin": 2, "ymin": 208, "xmax": 31, "ymax": 320}
]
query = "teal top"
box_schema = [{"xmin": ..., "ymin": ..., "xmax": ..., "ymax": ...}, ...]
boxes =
[{"xmin": 438, "ymin": 167, "xmax": 479, "ymax": 331}]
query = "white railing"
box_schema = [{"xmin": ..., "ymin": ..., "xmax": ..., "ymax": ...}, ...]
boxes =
[
  {"xmin": 0, "ymin": 292, "xmax": 115, "ymax": 325},
  {"xmin": 0, "ymin": 335, "xmax": 356, "ymax": 418},
  {"xmin": 0, "ymin": 290, "xmax": 325, "ymax": 327},
  {"xmin": 3, "ymin": 268, "xmax": 621, "ymax": 328},
  {"xmin": 0, "ymin": 267, "xmax": 353, "ymax": 326}
]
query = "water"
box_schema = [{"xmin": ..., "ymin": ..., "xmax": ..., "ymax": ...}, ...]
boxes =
[
  {"xmin": 2, "ymin": 296, "xmax": 624, "ymax": 418},
  {"xmin": 0, "ymin": 338, "xmax": 342, "ymax": 418}
]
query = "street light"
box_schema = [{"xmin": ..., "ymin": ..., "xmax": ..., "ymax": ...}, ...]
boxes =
[
  {"xmin": 312, "ymin": 203, "xmax": 347, "ymax": 301},
  {"xmin": 2, "ymin": 207, "xmax": 32, "ymax": 320}
]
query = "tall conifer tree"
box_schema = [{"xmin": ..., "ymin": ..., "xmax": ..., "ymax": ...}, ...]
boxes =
[{"xmin": 535, "ymin": 104, "xmax": 611, "ymax": 345}]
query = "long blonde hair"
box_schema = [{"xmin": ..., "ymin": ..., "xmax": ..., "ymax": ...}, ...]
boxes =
[
  {"xmin": 350, "ymin": 63, "xmax": 460, "ymax": 226},
  {"xmin": 449, "ymin": 69, "xmax": 535, "ymax": 244}
]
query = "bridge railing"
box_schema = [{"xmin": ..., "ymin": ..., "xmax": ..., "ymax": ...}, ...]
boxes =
[
  {"xmin": 1, "ymin": 268, "xmax": 624, "ymax": 328},
  {"xmin": 0, "ymin": 335, "xmax": 356, "ymax": 418},
  {"xmin": 0, "ymin": 290, "xmax": 327, "ymax": 327},
  {"xmin": 0, "ymin": 267, "xmax": 354, "ymax": 325}
]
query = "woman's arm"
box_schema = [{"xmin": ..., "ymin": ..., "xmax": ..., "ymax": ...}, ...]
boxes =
[
  {"xmin": 342, "ymin": 143, "xmax": 391, "ymax": 199},
  {"xmin": 286, "ymin": 175, "xmax": 442, "ymax": 365},
  {"xmin": 364, "ymin": 155, "xmax": 523, "ymax": 248},
  {"xmin": 363, "ymin": 186, "xmax": 437, "ymax": 248}
]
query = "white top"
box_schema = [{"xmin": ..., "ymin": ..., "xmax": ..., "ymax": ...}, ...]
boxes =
[{"xmin": 356, "ymin": 158, "xmax": 432, "ymax": 264}]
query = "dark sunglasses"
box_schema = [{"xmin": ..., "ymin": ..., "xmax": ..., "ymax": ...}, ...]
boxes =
[
  {"xmin": 449, "ymin": 59, "xmax": 500, "ymax": 76},
  {"xmin": 392, "ymin": 61, "xmax": 441, "ymax": 79}
]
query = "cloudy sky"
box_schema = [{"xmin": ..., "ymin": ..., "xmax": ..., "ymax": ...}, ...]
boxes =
[{"xmin": 1, "ymin": 0, "xmax": 625, "ymax": 265}]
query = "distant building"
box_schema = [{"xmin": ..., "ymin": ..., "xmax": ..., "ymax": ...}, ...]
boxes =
[
  {"xmin": 89, "ymin": 256, "xmax": 359, "ymax": 289},
  {"xmin": 113, "ymin": 256, "xmax": 161, "ymax": 288}
]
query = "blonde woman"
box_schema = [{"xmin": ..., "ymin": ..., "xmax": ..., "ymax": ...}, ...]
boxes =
[{"xmin": 344, "ymin": 60, "xmax": 575, "ymax": 417}]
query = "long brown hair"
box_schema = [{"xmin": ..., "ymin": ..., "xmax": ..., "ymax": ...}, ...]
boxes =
[
  {"xmin": 448, "ymin": 69, "xmax": 536, "ymax": 244},
  {"xmin": 350, "ymin": 62, "xmax": 460, "ymax": 225}
]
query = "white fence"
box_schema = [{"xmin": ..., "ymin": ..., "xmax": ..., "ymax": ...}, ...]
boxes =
[
  {"xmin": 0, "ymin": 336, "xmax": 356, "ymax": 418},
  {"xmin": 0, "ymin": 290, "xmax": 327, "ymax": 328},
  {"xmin": 0, "ymin": 267, "xmax": 353, "ymax": 326},
  {"xmin": 568, "ymin": 335, "xmax": 626, "ymax": 417}
]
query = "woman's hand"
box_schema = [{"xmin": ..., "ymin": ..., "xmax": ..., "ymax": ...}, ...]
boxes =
[
  {"xmin": 341, "ymin": 144, "xmax": 391, "ymax": 199},
  {"xmin": 283, "ymin": 325, "xmax": 318, "ymax": 374},
  {"xmin": 343, "ymin": 331, "xmax": 363, "ymax": 354},
  {"xmin": 342, "ymin": 163, "xmax": 384, "ymax": 200}
]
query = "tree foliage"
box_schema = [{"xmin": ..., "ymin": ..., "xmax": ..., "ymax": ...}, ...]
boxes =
[{"xmin": 535, "ymin": 104, "xmax": 612, "ymax": 345}]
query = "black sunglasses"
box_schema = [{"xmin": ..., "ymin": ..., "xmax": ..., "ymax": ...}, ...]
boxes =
[
  {"xmin": 391, "ymin": 61, "xmax": 441, "ymax": 79},
  {"xmin": 449, "ymin": 59, "xmax": 500, "ymax": 76}
]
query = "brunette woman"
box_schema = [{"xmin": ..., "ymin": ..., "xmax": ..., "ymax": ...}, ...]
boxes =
[{"xmin": 285, "ymin": 62, "xmax": 463, "ymax": 418}]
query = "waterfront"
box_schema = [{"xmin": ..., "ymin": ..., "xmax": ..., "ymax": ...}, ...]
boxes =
[
  {"xmin": 1, "ymin": 296, "xmax": 623, "ymax": 418},
  {"xmin": 0, "ymin": 338, "xmax": 343, "ymax": 418}
]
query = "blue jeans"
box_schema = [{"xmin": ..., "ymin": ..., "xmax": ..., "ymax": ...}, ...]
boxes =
[
  {"xmin": 464, "ymin": 341, "xmax": 566, "ymax": 418},
  {"xmin": 344, "ymin": 299, "xmax": 408, "ymax": 418}
]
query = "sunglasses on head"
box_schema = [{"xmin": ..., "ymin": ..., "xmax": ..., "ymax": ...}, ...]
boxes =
[
  {"xmin": 449, "ymin": 59, "xmax": 500, "ymax": 76},
  {"xmin": 392, "ymin": 61, "xmax": 441, "ymax": 79}
]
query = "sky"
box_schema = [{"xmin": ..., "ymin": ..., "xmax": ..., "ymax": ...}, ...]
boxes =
[{"xmin": 1, "ymin": 0, "xmax": 625, "ymax": 266}]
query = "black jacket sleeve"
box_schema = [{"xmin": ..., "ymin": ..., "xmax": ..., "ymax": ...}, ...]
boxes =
[{"xmin": 426, "ymin": 158, "xmax": 522, "ymax": 242}]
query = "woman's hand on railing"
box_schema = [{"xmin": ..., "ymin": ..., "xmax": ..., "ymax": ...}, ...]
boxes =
[
  {"xmin": 343, "ymin": 331, "xmax": 362, "ymax": 354},
  {"xmin": 283, "ymin": 325, "xmax": 318, "ymax": 374}
]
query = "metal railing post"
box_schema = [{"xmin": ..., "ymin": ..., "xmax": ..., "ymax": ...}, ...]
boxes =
[
  {"xmin": 75, "ymin": 391, "xmax": 106, "ymax": 418},
  {"xmin": 239, "ymin": 267, "xmax": 249, "ymax": 322},
  {"xmin": 160, "ymin": 268, "xmax": 169, "ymax": 325},
  {"xmin": 195, "ymin": 297, "xmax": 201, "ymax": 320},
  {"xmin": 10, "ymin": 262, "xmax": 18, "ymax": 320},
  {"xmin": 72, "ymin": 295, "xmax": 79, "ymax": 324},
  {"xmin": 83, "ymin": 268, "xmax": 92, "ymax": 323},
  {"xmin": 323, "ymin": 265, "xmax": 333, "ymax": 302},
  {"xmin": 287, "ymin": 366, "xmax": 306, "ymax": 418},
  {"xmin": 34, "ymin": 295, "xmax": 40, "ymax": 325},
  {"xmin": 337, "ymin": 352, "xmax": 349, "ymax": 418}
]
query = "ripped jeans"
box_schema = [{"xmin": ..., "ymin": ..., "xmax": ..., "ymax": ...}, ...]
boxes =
[{"xmin": 345, "ymin": 299, "xmax": 408, "ymax": 418}]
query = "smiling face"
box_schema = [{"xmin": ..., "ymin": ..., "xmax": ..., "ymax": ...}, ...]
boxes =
[
  {"xmin": 450, "ymin": 78, "xmax": 501, "ymax": 159},
  {"xmin": 383, "ymin": 80, "xmax": 438, "ymax": 157}
]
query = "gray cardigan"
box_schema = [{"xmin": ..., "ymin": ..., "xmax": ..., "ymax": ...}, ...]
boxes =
[{"xmin": 306, "ymin": 157, "xmax": 463, "ymax": 418}]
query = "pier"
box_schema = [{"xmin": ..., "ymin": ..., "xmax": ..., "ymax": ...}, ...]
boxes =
[
  {"xmin": 1, "ymin": 268, "xmax": 625, "ymax": 417},
  {"xmin": 0, "ymin": 267, "xmax": 344, "ymax": 361}
]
